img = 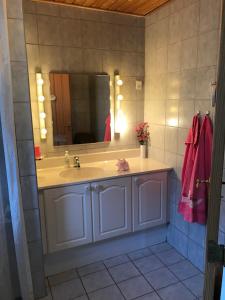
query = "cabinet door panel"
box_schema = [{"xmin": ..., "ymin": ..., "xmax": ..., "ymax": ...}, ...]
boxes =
[
  {"xmin": 133, "ymin": 173, "xmax": 167, "ymax": 232},
  {"xmin": 92, "ymin": 177, "xmax": 132, "ymax": 241},
  {"xmin": 44, "ymin": 185, "xmax": 92, "ymax": 253}
]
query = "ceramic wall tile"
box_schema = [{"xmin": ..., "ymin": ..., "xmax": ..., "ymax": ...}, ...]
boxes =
[
  {"xmin": 169, "ymin": 12, "xmax": 182, "ymax": 45},
  {"xmin": 8, "ymin": 19, "xmax": 26, "ymax": 61},
  {"xmin": 37, "ymin": 2, "xmax": 59, "ymax": 16},
  {"xmin": 20, "ymin": 175, "xmax": 38, "ymax": 210},
  {"xmin": 178, "ymin": 100, "xmax": 195, "ymax": 129},
  {"xmin": 198, "ymin": 30, "xmax": 219, "ymax": 68},
  {"xmin": 83, "ymin": 49, "xmax": 103, "ymax": 73},
  {"xmin": 165, "ymin": 126, "xmax": 178, "ymax": 153},
  {"xmin": 60, "ymin": 19, "xmax": 82, "ymax": 47},
  {"xmin": 24, "ymin": 209, "xmax": 41, "ymax": 242},
  {"xmin": 14, "ymin": 102, "xmax": 33, "ymax": 140},
  {"xmin": 37, "ymin": 15, "xmax": 61, "ymax": 46},
  {"xmin": 196, "ymin": 66, "xmax": 216, "ymax": 99},
  {"xmin": 149, "ymin": 124, "xmax": 165, "ymax": 149},
  {"xmin": 181, "ymin": 2, "xmax": 199, "ymax": 40},
  {"xmin": 24, "ymin": 13, "xmax": 38, "ymax": 44},
  {"xmin": 7, "ymin": 0, "xmax": 23, "ymax": 19},
  {"xmin": 61, "ymin": 48, "xmax": 83, "ymax": 73},
  {"xmin": 11, "ymin": 61, "xmax": 30, "ymax": 102},
  {"xmin": 199, "ymin": 0, "xmax": 221, "ymax": 33},
  {"xmin": 17, "ymin": 140, "xmax": 36, "ymax": 176},
  {"xmin": 181, "ymin": 37, "xmax": 198, "ymax": 70},
  {"xmin": 165, "ymin": 100, "xmax": 179, "ymax": 127},
  {"xmin": 168, "ymin": 42, "xmax": 181, "ymax": 72},
  {"xmin": 167, "ymin": 71, "xmax": 181, "ymax": 100},
  {"xmin": 22, "ymin": 0, "xmax": 37, "ymax": 14},
  {"xmin": 26, "ymin": 44, "xmax": 39, "ymax": 74}
]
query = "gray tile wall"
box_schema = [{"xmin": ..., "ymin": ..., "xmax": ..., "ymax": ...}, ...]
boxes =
[
  {"xmin": 2, "ymin": 0, "xmax": 46, "ymax": 298},
  {"xmin": 145, "ymin": 0, "xmax": 221, "ymax": 271},
  {"xmin": 23, "ymin": 0, "xmax": 145, "ymax": 156}
]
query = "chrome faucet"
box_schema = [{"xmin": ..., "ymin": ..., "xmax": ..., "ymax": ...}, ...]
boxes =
[{"xmin": 73, "ymin": 156, "xmax": 80, "ymax": 168}]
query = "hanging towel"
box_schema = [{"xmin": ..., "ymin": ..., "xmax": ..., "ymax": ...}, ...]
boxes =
[
  {"xmin": 178, "ymin": 115, "xmax": 200, "ymax": 220},
  {"xmin": 104, "ymin": 113, "xmax": 111, "ymax": 142},
  {"xmin": 178, "ymin": 115, "xmax": 213, "ymax": 224}
]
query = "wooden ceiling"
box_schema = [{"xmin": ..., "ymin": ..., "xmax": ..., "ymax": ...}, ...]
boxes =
[{"xmin": 36, "ymin": 0, "xmax": 170, "ymax": 16}]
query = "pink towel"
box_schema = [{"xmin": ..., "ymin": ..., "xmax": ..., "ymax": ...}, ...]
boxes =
[
  {"xmin": 178, "ymin": 115, "xmax": 213, "ymax": 224},
  {"xmin": 104, "ymin": 114, "xmax": 111, "ymax": 142}
]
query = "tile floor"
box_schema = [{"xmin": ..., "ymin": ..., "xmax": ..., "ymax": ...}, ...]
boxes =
[{"xmin": 46, "ymin": 243, "xmax": 204, "ymax": 300}]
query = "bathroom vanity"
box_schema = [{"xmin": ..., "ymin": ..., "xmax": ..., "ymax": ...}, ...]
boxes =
[{"xmin": 38, "ymin": 157, "xmax": 171, "ymax": 254}]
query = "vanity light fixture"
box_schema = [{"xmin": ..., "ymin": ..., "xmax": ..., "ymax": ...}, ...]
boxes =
[
  {"xmin": 38, "ymin": 95, "xmax": 45, "ymax": 102},
  {"xmin": 117, "ymin": 79, "xmax": 123, "ymax": 86},
  {"xmin": 114, "ymin": 74, "xmax": 126, "ymax": 134},
  {"xmin": 40, "ymin": 112, "xmax": 46, "ymax": 119},
  {"xmin": 36, "ymin": 73, "xmax": 47, "ymax": 140},
  {"xmin": 117, "ymin": 94, "xmax": 124, "ymax": 101}
]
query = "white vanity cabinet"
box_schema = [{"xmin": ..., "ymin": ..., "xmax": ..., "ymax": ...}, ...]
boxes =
[
  {"xmin": 132, "ymin": 172, "xmax": 167, "ymax": 232},
  {"xmin": 41, "ymin": 170, "xmax": 168, "ymax": 254},
  {"xmin": 91, "ymin": 177, "xmax": 132, "ymax": 242},
  {"xmin": 43, "ymin": 184, "xmax": 92, "ymax": 253}
]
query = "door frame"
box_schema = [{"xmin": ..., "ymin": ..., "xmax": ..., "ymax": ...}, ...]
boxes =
[{"xmin": 204, "ymin": 0, "xmax": 225, "ymax": 298}]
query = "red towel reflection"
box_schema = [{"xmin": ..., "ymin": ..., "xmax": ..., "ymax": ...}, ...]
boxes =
[{"xmin": 104, "ymin": 114, "xmax": 111, "ymax": 142}]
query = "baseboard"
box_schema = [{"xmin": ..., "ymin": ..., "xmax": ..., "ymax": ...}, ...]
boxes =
[{"xmin": 44, "ymin": 225, "xmax": 167, "ymax": 276}]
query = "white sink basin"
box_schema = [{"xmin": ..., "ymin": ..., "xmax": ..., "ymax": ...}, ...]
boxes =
[{"xmin": 60, "ymin": 167, "xmax": 103, "ymax": 179}]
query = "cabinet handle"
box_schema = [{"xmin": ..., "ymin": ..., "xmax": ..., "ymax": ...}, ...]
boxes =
[
  {"xmin": 93, "ymin": 185, "xmax": 104, "ymax": 192},
  {"xmin": 85, "ymin": 186, "xmax": 91, "ymax": 193},
  {"xmin": 134, "ymin": 177, "xmax": 141, "ymax": 186}
]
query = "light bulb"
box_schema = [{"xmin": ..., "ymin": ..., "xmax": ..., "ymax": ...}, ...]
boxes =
[
  {"xmin": 41, "ymin": 128, "xmax": 47, "ymax": 135},
  {"xmin": 117, "ymin": 79, "xmax": 123, "ymax": 86},
  {"xmin": 117, "ymin": 94, "xmax": 124, "ymax": 101},
  {"xmin": 40, "ymin": 112, "xmax": 46, "ymax": 119},
  {"xmin": 37, "ymin": 78, "xmax": 44, "ymax": 85},
  {"xmin": 38, "ymin": 95, "xmax": 45, "ymax": 102}
]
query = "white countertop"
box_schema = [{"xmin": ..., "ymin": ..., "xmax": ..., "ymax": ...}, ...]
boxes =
[{"xmin": 37, "ymin": 157, "xmax": 172, "ymax": 190}]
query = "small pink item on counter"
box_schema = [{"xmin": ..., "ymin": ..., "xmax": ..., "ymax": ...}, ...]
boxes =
[
  {"xmin": 35, "ymin": 145, "xmax": 41, "ymax": 160},
  {"xmin": 116, "ymin": 159, "xmax": 130, "ymax": 171}
]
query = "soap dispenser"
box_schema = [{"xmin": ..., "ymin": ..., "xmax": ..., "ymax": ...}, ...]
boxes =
[{"xmin": 64, "ymin": 151, "xmax": 70, "ymax": 168}]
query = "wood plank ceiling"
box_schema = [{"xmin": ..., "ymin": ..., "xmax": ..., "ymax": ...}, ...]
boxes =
[{"xmin": 35, "ymin": 0, "xmax": 170, "ymax": 16}]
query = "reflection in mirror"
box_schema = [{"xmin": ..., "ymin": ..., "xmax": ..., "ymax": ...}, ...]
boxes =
[{"xmin": 49, "ymin": 73, "xmax": 111, "ymax": 146}]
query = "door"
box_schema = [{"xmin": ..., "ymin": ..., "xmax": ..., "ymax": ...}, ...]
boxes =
[
  {"xmin": 44, "ymin": 184, "xmax": 92, "ymax": 253},
  {"xmin": 49, "ymin": 73, "xmax": 73, "ymax": 145},
  {"xmin": 204, "ymin": 1, "xmax": 225, "ymax": 298},
  {"xmin": 92, "ymin": 177, "xmax": 132, "ymax": 242},
  {"xmin": 132, "ymin": 172, "xmax": 167, "ymax": 232}
]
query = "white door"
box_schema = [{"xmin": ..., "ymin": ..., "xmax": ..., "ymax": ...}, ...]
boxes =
[
  {"xmin": 92, "ymin": 177, "xmax": 132, "ymax": 242},
  {"xmin": 132, "ymin": 172, "xmax": 167, "ymax": 232},
  {"xmin": 44, "ymin": 184, "xmax": 92, "ymax": 253}
]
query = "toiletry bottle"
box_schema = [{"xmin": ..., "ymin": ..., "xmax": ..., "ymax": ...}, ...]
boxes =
[{"xmin": 65, "ymin": 151, "xmax": 70, "ymax": 168}]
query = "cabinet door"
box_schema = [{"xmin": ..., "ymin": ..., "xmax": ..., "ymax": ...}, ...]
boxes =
[
  {"xmin": 132, "ymin": 172, "xmax": 167, "ymax": 232},
  {"xmin": 44, "ymin": 184, "xmax": 92, "ymax": 253},
  {"xmin": 92, "ymin": 177, "xmax": 132, "ymax": 242}
]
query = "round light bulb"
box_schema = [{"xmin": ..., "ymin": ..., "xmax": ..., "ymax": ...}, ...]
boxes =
[
  {"xmin": 37, "ymin": 78, "xmax": 44, "ymax": 85},
  {"xmin": 38, "ymin": 95, "xmax": 45, "ymax": 102},
  {"xmin": 117, "ymin": 79, "xmax": 123, "ymax": 86},
  {"xmin": 41, "ymin": 128, "xmax": 47, "ymax": 135},
  {"xmin": 40, "ymin": 112, "xmax": 46, "ymax": 119},
  {"xmin": 117, "ymin": 94, "xmax": 124, "ymax": 101}
]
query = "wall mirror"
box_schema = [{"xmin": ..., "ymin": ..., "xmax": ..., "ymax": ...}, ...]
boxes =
[{"xmin": 49, "ymin": 73, "xmax": 111, "ymax": 146}]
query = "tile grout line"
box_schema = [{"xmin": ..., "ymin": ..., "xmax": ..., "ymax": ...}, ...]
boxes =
[
  {"xmin": 48, "ymin": 244, "xmax": 204, "ymax": 299},
  {"xmin": 103, "ymin": 261, "xmax": 127, "ymax": 300}
]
